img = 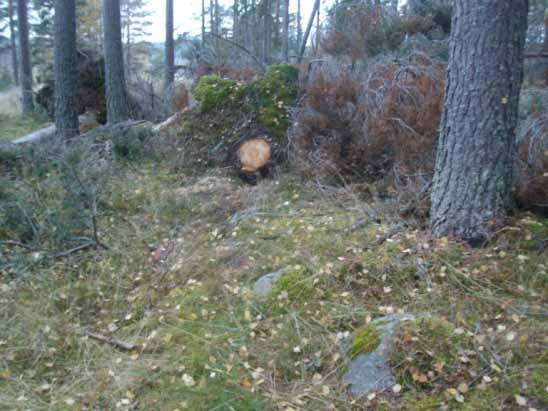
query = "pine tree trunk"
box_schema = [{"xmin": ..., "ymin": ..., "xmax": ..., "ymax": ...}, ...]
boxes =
[
  {"xmin": 54, "ymin": 0, "xmax": 79, "ymax": 139},
  {"xmin": 8, "ymin": 0, "xmax": 19, "ymax": 86},
  {"xmin": 297, "ymin": 0, "xmax": 302, "ymax": 54},
  {"xmin": 430, "ymin": 0, "xmax": 528, "ymax": 244},
  {"xmin": 165, "ymin": 0, "xmax": 174, "ymax": 93},
  {"xmin": 102, "ymin": 0, "xmax": 130, "ymax": 124},
  {"xmin": 233, "ymin": 0, "xmax": 239, "ymax": 43},
  {"xmin": 201, "ymin": 0, "xmax": 206, "ymax": 49},
  {"xmin": 282, "ymin": 0, "xmax": 290, "ymax": 61},
  {"xmin": 17, "ymin": 0, "xmax": 33, "ymax": 113}
]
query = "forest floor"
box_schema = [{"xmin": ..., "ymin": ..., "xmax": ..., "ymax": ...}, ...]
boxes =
[{"xmin": 1, "ymin": 147, "xmax": 547, "ymax": 410}]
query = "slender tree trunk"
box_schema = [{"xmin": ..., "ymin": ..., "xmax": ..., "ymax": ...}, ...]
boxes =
[
  {"xmin": 391, "ymin": 0, "xmax": 398, "ymax": 14},
  {"xmin": 201, "ymin": 0, "xmax": 206, "ymax": 49},
  {"xmin": 102, "ymin": 0, "xmax": 130, "ymax": 123},
  {"xmin": 298, "ymin": 0, "xmax": 320, "ymax": 62},
  {"xmin": 54, "ymin": 0, "xmax": 79, "ymax": 139},
  {"xmin": 430, "ymin": 0, "xmax": 528, "ymax": 243},
  {"xmin": 274, "ymin": 0, "xmax": 280, "ymax": 51},
  {"xmin": 282, "ymin": 0, "xmax": 290, "ymax": 61},
  {"xmin": 315, "ymin": 1, "xmax": 320, "ymax": 53},
  {"xmin": 297, "ymin": 0, "xmax": 302, "ymax": 56},
  {"xmin": 8, "ymin": 0, "xmax": 19, "ymax": 86},
  {"xmin": 17, "ymin": 0, "xmax": 33, "ymax": 113},
  {"xmin": 125, "ymin": 8, "xmax": 132, "ymax": 81},
  {"xmin": 165, "ymin": 0, "xmax": 174, "ymax": 93},
  {"xmin": 262, "ymin": 0, "xmax": 270, "ymax": 63},
  {"xmin": 233, "ymin": 0, "xmax": 239, "ymax": 43},
  {"xmin": 543, "ymin": 7, "xmax": 548, "ymax": 52}
]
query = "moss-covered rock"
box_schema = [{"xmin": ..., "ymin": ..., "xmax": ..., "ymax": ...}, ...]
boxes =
[
  {"xmin": 194, "ymin": 76, "xmax": 244, "ymax": 112},
  {"xmin": 266, "ymin": 264, "xmax": 315, "ymax": 312},
  {"xmin": 350, "ymin": 323, "xmax": 381, "ymax": 359}
]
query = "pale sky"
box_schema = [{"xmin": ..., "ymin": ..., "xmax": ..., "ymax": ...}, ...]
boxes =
[{"xmin": 145, "ymin": 0, "xmax": 329, "ymax": 42}]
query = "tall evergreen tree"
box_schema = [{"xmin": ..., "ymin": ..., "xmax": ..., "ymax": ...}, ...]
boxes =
[
  {"xmin": 165, "ymin": 0, "xmax": 174, "ymax": 93},
  {"xmin": 102, "ymin": 0, "xmax": 129, "ymax": 123},
  {"xmin": 8, "ymin": 0, "xmax": 19, "ymax": 85},
  {"xmin": 54, "ymin": 0, "xmax": 79, "ymax": 139},
  {"xmin": 430, "ymin": 0, "xmax": 529, "ymax": 243},
  {"xmin": 17, "ymin": 0, "xmax": 33, "ymax": 113}
]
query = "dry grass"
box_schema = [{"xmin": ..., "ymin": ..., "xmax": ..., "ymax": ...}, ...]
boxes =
[{"xmin": 1, "ymin": 157, "xmax": 546, "ymax": 410}]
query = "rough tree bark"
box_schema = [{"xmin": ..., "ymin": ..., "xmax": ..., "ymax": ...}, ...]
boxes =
[
  {"xmin": 8, "ymin": 0, "xmax": 19, "ymax": 86},
  {"xmin": 430, "ymin": 0, "xmax": 529, "ymax": 244},
  {"xmin": 54, "ymin": 0, "xmax": 79, "ymax": 139},
  {"xmin": 102, "ymin": 0, "xmax": 130, "ymax": 123},
  {"xmin": 17, "ymin": 0, "xmax": 33, "ymax": 113},
  {"xmin": 165, "ymin": 0, "xmax": 174, "ymax": 93}
]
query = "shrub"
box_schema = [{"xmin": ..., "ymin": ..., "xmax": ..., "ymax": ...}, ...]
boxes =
[
  {"xmin": 247, "ymin": 64, "xmax": 299, "ymax": 139},
  {"xmin": 194, "ymin": 76, "xmax": 243, "ymax": 112},
  {"xmin": 322, "ymin": 3, "xmax": 438, "ymax": 63},
  {"xmin": 290, "ymin": 52, "xmax": 445, "ymax": 187}
]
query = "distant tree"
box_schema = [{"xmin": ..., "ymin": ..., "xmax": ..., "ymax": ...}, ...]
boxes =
[
  {"xmin": 7, "ymin": 0, "xmax": 19, "ymax": 85},
  {"xmin": 120, "ymin": 0, "xmax": 152, "ymax": 80},
  {"xmin": 165, "ymin": 0, "xmax": 174, "ymax": 93},
  {"xmin": 54, "ymin": 0, "xmax": 79, "ymax": 139},
  {"xmin": 430, "ymin": 0, "xmax": 529, "ymax": 243},
  {"xmin": 282, "ymin": 0, "xmax": 289, "ymax": 61},
  {"xmin": 102, "ymin": 0, "xmax": 130, "ymax": 123},
  {"xmin": 17, "ymin": 0, "xmax": 33, "ymax": 113}
]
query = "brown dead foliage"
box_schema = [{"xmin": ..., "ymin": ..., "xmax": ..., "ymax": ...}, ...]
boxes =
[
  {"xmin": 516, "ymin": 111, "xmax": 548, "ymax": 213},
  {"xmin": 291, "ymin": 52, "xmax": 445, "ymax": 183}
]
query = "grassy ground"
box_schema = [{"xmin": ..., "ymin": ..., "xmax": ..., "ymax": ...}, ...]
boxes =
[
  {"xmin": 1, "ymin": 157, "xmax": 546, "ymax": 410},
  {"xmin": 0, "ymin": 88, "xmax": 49, "ymax": 141}
]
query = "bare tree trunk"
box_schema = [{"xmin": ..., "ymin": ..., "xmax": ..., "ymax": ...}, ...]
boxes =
[
  {"xmin": 430, "ymin": 0, "xmax": 528, "ymax": 244},
  {"xmin": 102, "ymin": 0, "xmax": 130, "ymax": 123},
  {"xmin": 297, "ymin": 0, "xmax": 302, "ymax": 56},
  {"xmin": 298, "ymin": 0, "xmax": 320, "ymax": 62},
  {"xmin": 17, "ymin": 0, "xmax": 34, "ymax": 113},
  {"xmin": 8, "ymin": 0, "xmax": 19, "ymax": 86},
  {"xmin": 233, "ymin": 0, "xmax": 239, "ymax": 43},
  {"xmin": 262, "ymin": 0, "xmax": 271, "ymax": 63},
  {"xmin": 165, "ymin": 0, "xmax": 175, "ymax": 94},
  {"xmin": 54, "ymin": 0, "xmax": 79, "ymax": 139},
  {"xmin": 543, "ymin": 7, "xmax": 548, "ymax": 52},
  {"xmin": 202, "ymin": 0, "xmax": 206, "ymax": 49},
  {"xmin": 282, "ymin": 0, "xmax": 290, "ymax": 61}
]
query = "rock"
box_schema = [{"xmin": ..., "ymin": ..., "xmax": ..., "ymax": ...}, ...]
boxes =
[
  {"xmin": 343, "ymin": 313, "xmax": 415, "ymax": 397},
  {"xmin": 252, "ymin": 267, "xmax": 287, "ymax": 301}
]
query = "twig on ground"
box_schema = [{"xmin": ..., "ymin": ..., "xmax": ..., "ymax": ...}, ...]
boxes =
[{"xmin": 85, "ymin": 331, "xmax": 137, "ymax": 351}]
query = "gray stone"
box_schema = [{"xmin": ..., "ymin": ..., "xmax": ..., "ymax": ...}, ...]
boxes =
[
  {"xmin": 252, "ymin": 268, "xmax": 287, "ymax": 301},
  {"xmin": 343, "ymin": 313, "xmax": 415, "ymax": 397}
]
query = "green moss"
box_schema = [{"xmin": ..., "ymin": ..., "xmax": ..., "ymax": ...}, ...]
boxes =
[
  {"xmin": 194, "ymin": 76, "xmax": 243, "ymax": 112},
  {"xmin": 390, "ymin": 317, "xmax": 479, "ymax": 390},
  {"xmin": 266, "ymin": 265, "xmax": 315, "ymax": 311},
  {"xmin": 350, "ymin": 323, "xmax": 381, "ymax": 358},
  {"xmin": 247, "ymin": 64, "xmax": 299, "ymax": 139}
]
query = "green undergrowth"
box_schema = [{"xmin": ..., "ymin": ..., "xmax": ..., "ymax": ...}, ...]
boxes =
[
  {"xmin": 0, "ymin": 113, "xmax": 49, "ymax": 141},
  {"xmin": 176, "ymin": 65, "xmax": 299, "ymax": 172},
  {"xmin": 1, "ymin": 148, "xmax": 547, "ymax": 409}
]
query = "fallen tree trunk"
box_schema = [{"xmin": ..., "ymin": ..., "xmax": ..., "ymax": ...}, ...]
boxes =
[
  {"xmin": 12, "ymin": 124, "xmax": 55, "ymax": 144},
  {"xmin": 10, "ymin": 120, "xmax": 157, "ymax": 146}
]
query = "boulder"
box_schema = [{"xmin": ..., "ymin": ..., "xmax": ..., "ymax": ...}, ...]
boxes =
[
  {"xmin": 252, "ymin": 267, "xmax": 288, "ymax": 301},
  {"xmin": 343, "ymin": 313, "xmax": 415, "ymax": 397}
]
